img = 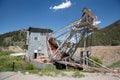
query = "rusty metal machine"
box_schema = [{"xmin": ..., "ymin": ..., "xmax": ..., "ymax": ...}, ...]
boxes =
[
  {"xmin": 32, "ymin": 8, "xmax": 116, "ymax": 73},
  {"xmin": 47, "ymin": 8, "xmax": 100, "ymax": 70},
  {"xmin": 31, "ymin": 8, "xmax": 115, "ymax": 73}
]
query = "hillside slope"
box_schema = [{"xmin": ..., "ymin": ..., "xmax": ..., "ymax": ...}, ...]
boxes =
[
  {"xmin": 74, "ymin": 46, "xmax": 120, "ymax": 66},
  {"xmin": 0, "ymin": 20, "xmax": 120, "ymax": 52},
  {"xmin": 0, "ymin": 29, "xmax": 26, "ymax": 49},
  {"xmin": 0, "ymin": 20, "xmax": 120, "ymax": 48},
  {"xmin": 81, "ymin": 20, "xmax": 120, "ymax": 46}
]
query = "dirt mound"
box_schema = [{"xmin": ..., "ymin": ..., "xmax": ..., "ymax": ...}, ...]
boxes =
[
  {"xmin": 1, "ymin": 46, "xmax": 25, "ymax": 52},
  {"xmin": 74, "ymin": 46, "xmax": 120, "ymax": 65}
]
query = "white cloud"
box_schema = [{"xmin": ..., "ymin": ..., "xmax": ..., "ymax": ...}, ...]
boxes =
[
  {"xmin": 49, "ymin": 0, "xmax": 72, "ymax": 10},
  {"xmin": 95, "ymin": 21, "xmax": 101, "ymax": 24},
  {"xmin": 93, "ymin": 21, "xmax": 101, "ymax": 25}
]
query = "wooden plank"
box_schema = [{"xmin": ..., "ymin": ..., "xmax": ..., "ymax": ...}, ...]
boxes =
[{"xmin": 56, "ymin": 61, "xmax": 115, "ymax": 73}]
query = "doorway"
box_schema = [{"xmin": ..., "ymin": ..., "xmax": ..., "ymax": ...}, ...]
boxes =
[{"xmin": 34, "ymin": 53, "xmax": 37, "ymax": 59}]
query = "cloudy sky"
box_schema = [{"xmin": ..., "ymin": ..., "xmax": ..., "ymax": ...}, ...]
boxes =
[{"xmin": 0, "ymin": 0, "xmax": 120, "ymax": 34}]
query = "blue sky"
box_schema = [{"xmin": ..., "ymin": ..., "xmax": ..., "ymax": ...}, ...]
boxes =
[{"xmin": 0, "ymin": 0, "xmax": 120, "ymax": 34}]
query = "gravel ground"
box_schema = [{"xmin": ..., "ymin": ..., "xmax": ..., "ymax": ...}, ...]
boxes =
[
  {"xmin": 2, "ymin": 72, "xmax": 120, "ymax": 80},
  {"xmin": 0, "ymin": 72, "xmax": 16, "ymax": 80}
]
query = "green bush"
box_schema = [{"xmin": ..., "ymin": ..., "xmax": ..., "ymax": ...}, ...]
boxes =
[
  {"xmin": 0, "ymin": 51, "xmax": 15, "ymax": 71},
  {"xmin": 25, "ymin": 63, "xmax": 36, "ymax": 70},
  {"xmin": 111, "ymin": 40, "xmax": 120, "ymax": 46},
  {"xmin": 89, "ymin": 56, "xmax": 102, "ymax": 67},
  {"xmin": 90, "ymin": 56, "xmax": 102, "ymax": 64}
]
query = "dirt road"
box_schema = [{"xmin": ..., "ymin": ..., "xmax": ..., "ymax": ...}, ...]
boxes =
[{"xmin": 1, "ymin": 72, "xmax": 119, "ymax": 80}]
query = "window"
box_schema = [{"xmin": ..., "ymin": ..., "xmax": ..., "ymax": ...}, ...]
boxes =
[
  {"xmin": 34, "ymin": 37, "xmax": 38, "ymax": 40},
  {"xmin": 40, "ymin": 33, "xmax": 47, "ymax": 36},
  {"xmin": 24, "ymin": 45, "xmax": 28, "ymax": 50}
]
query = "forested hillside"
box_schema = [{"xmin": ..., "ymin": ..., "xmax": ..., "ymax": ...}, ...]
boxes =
[
  {"xmin": 80, "ymin": 20, "xmax": 120, "ymax": 47},
  {"xmin": 0, "ymin": 20, "xmax": 120, "ymax": 50},
  {"xmin": 0, "ymin": 29, "xmax": 26, "ymax": 48}
]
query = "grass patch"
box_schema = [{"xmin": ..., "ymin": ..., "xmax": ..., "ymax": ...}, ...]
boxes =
[
  {"xmin": 0, "ymin": 51, "xmax": 39, "ymax": 72},
  {"xmin": 83, "ymin": 70, "xmax": 95, "ymax": 73},
  {"xmin": 72, "ymin": 70, "xmax": 85, "ymax": 78},
  {"xmin": 39, "ymin": 66, "xmax": 84, "ymax": 77},
  {"xmin": 0, "ymin": 51, "xmax": 84, "ymax": 78},
  {"xmin": 22, "ymin": 69, "xmax": 39, "ymax": 74},
  {"xmin": 39, "ymin": 65, "xmax": 61, "ymax": 76},
  {"xmin": 107, "ymin": 60, "xmax": 120, "ymax": 68},
  {"xmin": 0, "ymin": 51, "xmax": 13, "ymax": 56}
]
